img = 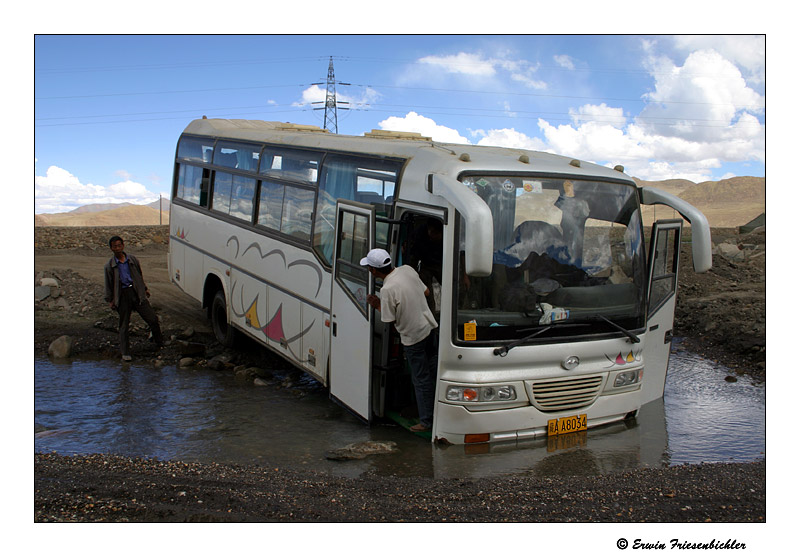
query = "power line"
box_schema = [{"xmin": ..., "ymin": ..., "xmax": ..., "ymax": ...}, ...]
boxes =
[
  {"xmin": 34, "ymin": 56, "xmax": 331, "ymax": 74},
  {"xmin": 34, "ymin": 83, "xmax": 306, "ymax": 100},
  {"xmin": 33, "ymin": 108, "xmax": 312, "ymax": 128},
  {"xmin": 35, "ymin": 79, "xmax": 764, "ymax": 112},
  {"xmin": 350, "ymin": 83, "xmax": 764, "ymax": 111}
]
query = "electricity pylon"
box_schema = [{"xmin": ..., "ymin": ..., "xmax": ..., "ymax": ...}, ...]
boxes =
[{"xmin": 312, "ymin": 56, "xmax": 349, "ymax": 133}]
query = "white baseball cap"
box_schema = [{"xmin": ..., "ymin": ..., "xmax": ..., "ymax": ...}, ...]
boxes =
[{"xmin": 360, "ymin": 248, "xmax": 392, "ymax": 268}]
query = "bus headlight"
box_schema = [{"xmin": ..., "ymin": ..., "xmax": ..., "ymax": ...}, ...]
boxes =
[
  {"xmin": 446, "ymin": 385, "xmax": 517, "ymax": 402},
  {"xmin": 613, "ymin": 369, "xmax": 643, "ymax": 388}
]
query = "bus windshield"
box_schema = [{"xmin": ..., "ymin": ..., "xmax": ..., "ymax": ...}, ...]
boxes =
[{"xmin": 455, "ymin": 175, "xmax": 647, "ymax": 343}]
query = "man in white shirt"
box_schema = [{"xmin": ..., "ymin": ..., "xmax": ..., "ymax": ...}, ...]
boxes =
[{"xmin": 362, "ymin": 248, "xmax": 438, "ymax": 432}]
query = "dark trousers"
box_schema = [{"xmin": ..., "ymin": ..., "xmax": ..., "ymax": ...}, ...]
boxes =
[
  {"xmin": 117, "ymin": 287, "xmax": 163, "ymax": 355},
  {"xmin": 404, "ymin": 331, "xmax": 439, "ymax": 427}
]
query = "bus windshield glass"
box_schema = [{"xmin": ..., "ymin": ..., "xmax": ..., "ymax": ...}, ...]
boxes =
[{"xmin": 455, "ymin": 175, "xmax": 647, "ymax": 343}]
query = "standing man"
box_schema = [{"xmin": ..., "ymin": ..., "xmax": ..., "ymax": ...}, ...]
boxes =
[
  {"xmin": 362, "ymin": 248, "xmax": 438, "ymax": 432},
  {"xmin": 104, "ymin": 235, "xmax": 164, "ymax": 361}
]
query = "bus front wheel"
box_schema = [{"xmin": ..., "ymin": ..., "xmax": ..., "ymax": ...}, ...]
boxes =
[{"xmin": 211, "ymin": 290, "xmax": 235, "ymax": 347}]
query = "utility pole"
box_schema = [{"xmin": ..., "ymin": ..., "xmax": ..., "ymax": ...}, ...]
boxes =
[{"xmin": 312, "ymin": 56, "xmax": 349, "ymax": 133}]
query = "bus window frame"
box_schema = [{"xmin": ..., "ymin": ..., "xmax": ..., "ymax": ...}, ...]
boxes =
[
  {"xmin": 171, "ymin": 134, "xmax": 409, "ymax": 268},
  {"xmin": 312, "ymin": 153, "xmax": 405, "ymax": 268}
]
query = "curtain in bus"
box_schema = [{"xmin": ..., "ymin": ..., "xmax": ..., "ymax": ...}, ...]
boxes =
[{"xmin": 314, "ymin": 158, "xmax": 356, "ymax": 264}]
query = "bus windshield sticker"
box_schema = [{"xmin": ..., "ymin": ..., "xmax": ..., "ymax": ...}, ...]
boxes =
[
  {"xmin": 522, "ymin": 180, "xmax": 542, "ymax": 193},
  {"xmin": 464, "ymin": 321, "xmax": 477, "ymax": 341}
]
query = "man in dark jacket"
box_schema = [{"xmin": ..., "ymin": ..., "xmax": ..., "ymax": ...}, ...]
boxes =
[{"xmin": 104, "ymin": 235, "xmax": 163, "ymax": 361}]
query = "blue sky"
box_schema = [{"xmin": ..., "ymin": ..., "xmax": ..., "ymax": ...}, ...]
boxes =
[{"xmin": 34, "ymin": 34, "xmax": 765, "ymax": 214}]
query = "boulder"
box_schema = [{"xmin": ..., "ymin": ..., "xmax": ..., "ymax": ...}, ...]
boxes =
[
  {"xmin": 48, "ymin": 335, "xmax": 74, "ymax": 359},
  {"xmin": 35, "ymin": 286, "xmax": 51, "ymax": 301},
  {"xmin": 715, "ymin": 242, "xmax": 744, "ymax": 261},
  {"xmin": 325, "ymin": 441, "xmax": 399, "ymax": 461},
  {"xmin": 207, "ymin": 355, "xmax": 229, "ymax": 371}
]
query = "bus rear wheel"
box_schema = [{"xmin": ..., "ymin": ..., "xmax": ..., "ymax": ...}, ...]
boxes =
[{"xmin": 211, "ymin": 290, "xmax": 235, "ymax": 347}]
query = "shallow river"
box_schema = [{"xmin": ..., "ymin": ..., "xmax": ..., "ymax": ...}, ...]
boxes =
[{"xmin": 34, "ymin": 345, "xmax": 765, "ymax": 479}]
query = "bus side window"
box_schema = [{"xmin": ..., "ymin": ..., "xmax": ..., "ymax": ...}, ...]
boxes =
[
  {"xmin": 313, "ymin": 156, "xmax": 401, "ymax": 265},
  {"xmin": 176, "ymin": 164, "xmax": 209, "ymax": 207},
  {"xmin": 177, "ymin": 136, "xmax": 214, "ymax": 163}
]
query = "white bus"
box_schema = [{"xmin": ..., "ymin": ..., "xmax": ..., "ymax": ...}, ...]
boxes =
[{"xmin": 168, "ymin": 118, "xmax": 711, "ymax": 445}]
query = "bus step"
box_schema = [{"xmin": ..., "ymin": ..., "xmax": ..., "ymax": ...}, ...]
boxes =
[{"xmin": 386, "ymin": 410, "xmax": 432, "ymax": 440}]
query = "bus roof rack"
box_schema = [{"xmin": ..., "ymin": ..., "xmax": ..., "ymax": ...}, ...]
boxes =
[
  {"xmin": 274, "ymin": 122, "xmax": 329, "ymax": 133},
  {"xmin": 364, "ymin": 129, "xmax": 432, "ymax": 141}
]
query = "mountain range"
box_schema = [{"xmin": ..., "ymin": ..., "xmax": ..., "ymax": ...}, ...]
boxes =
[{"xmin": 34, "ymin": 177, "xmax": 765, "ymax": 228}]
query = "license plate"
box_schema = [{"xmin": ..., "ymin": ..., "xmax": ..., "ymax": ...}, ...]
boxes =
[{"xmin": 547, "ymin": 414, "xmax": 587, "ymax": 436}]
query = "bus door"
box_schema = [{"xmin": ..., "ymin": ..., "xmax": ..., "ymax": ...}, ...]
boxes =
[
  {"xmin": 642, "ymin": 220, "xmax": 682, "ymax": 404},
  {"xmin": 329, "ymin": 201, "xmax": 376, "ymax": 421}
]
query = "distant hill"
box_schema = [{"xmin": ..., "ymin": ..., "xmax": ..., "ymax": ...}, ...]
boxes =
[
  {"xmin": 634, "ymin": 176, "xmax": 764, "ymax": 228},
  {"xmin": 35, "ymin": 204, "xmax": 169, "ymax": 227},
  {"xmin": 68, "ymin": 202, "xmax": 136, "ymax": 214},
  {"xmin": 632, "ymin": 178, "xmax": 697, "ymax": 198},
  {"xmin": 65, "ymin": 199, "xmax": 169, "ymax": 214}
]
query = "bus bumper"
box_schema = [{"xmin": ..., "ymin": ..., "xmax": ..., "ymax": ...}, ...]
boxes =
[{"xmin": 433, "ymin": 389, "xmax": 641, "ymax": 445}]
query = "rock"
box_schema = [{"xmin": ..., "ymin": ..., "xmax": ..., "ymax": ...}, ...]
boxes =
[
  {"xmin": 207, "ymin": 355, "xmax": 229, "ymax": 371},
  {"xmin": 40, "ymin": 277, "xmax": 59, "ymax": 288},
  {"xmin": 177, "ymin": 327, "xmax": 195, "ymax": 340},
  {"xmin": 253, "ymin": 377, "xmax": 270, "ymax": 387},
  {"xmin": 252, "ymin": 368, "xmax": 273, "ymax": 380},
  {"xmin": 234, "ymin": 366, "xmax": 252, "ymax": 379},
  {"xmin": 715, "ymin": 243, "xmax": 744, "ymax": 261},
  {"xmin": 325, "ymin": 441, "xmax": 399, "ymax": 461},
  {"xmin": 35, "ymin": 286, "xmax": 51, "ymax": 301},
  {"xmin": 178, "ymin": 357, "xmax": 195, "ymax": 368},
  {"xmin": 48, "ymin": 335, "xmax": 74, "ymax": 359}
]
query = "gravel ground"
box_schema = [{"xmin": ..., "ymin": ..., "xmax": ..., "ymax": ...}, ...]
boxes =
[{"xmin": 34, "ymin": 453, "xmax": 764, "ymax": 523}]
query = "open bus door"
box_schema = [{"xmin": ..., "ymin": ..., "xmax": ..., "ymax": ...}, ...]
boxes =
[
  {"xmin": 329, "ymin": 201, "xmax": 376, "ymax": 421},
  {"xmin": 642, "ymin": 220, "xmax": 682, "ymax": 404}
]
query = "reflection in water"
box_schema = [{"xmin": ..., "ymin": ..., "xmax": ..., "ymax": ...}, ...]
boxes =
[{"xmin": 35, "ymin": 346, "xmax": 764, "ymax": 479}]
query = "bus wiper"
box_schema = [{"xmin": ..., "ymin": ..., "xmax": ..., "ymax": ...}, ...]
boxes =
[
  {"xmin": 590, "ymin": 315, "xmax": 641, "ymax": 343},
  {"xmin": 493, "ymin": 326, "xmax": 553, "ymax": 357},
  {"xmin": 493, "ymin": 322, "xmax": 587, "ymax": 357}
]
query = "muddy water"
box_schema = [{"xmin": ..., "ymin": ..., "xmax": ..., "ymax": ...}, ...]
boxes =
[{"xmin": 34, "ymin": 345, "xmax": 764, "ymax": 479}]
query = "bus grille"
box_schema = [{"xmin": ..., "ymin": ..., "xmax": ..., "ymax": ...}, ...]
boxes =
[{"xmin": 529, "ymin": 375, "xmax": 604, "ymax": 412}]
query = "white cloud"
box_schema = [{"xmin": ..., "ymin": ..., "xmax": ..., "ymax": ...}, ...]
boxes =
[
  {"xmin": 554, "ymin": 54, "xmax": 575, "ymax": 70},
  {"xmin": 475, "ymin": 128, "xmax": 547, "ymax": 151},
  {"xmin": 295, "ymin": 84, "xmax": 380, "ymax": 108},
  {"xmin": 639, "ymin": 48, "xmax": 764, "ymax": 143},
  {"xmin": 523, "ymin": 41, "xmax": 765, "ymax": 181},
  {"xmin": 408, "ymin": 50, "xmax": 546, "ymax": 91},
  {"xmin": 35, "ymin": 165, "xmax": 159, "ymax": 214},
  {"xmin": 570, "ymin": 103, "xmax": 627, "ymax": 128},
  {"xmin": 671, "ymin": 35, "xmax": 765, "ymax": 86},
  {"xmin": 509, "ymin": 72, "xmax": 547, "ymax": 90},
  {"xmin": 418, "ymin": 53, "xmax": 497, "ymax": 76},
  {"xmin": 378, "ymin": 112, "xmax": 470, "ymax": 144}
]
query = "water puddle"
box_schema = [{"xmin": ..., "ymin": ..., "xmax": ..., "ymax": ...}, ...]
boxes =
[{"xmin": 35, "ymin": 344, "xmax": 764, "ymax": 479}]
